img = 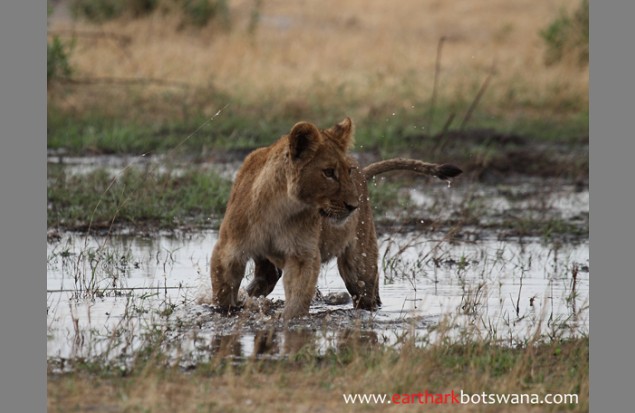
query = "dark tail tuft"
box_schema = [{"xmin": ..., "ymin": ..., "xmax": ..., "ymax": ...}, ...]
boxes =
[{"xmin": 436, "ymin": 164, "xmax": 463, "ymax": 180}]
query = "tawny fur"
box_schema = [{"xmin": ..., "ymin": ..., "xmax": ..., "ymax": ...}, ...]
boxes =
[{"xmin": 211, "ymin": 117, "xmax": 462, "ymax": 319}]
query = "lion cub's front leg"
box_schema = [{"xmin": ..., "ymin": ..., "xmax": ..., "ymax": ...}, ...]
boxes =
[
  {"xmin": 282, "ymin": 254, "xmax": 321, "ymax": 319},
  {"xmin": 210, "ymin": 241, "xmax": 247, "ymax": 308}
]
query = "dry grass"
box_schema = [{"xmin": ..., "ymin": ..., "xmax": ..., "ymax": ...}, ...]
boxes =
[
  {"xmin": 49, "ymin": 0, "xmax": 587, "ymax": 122},
  {"xmin": 48, "ymin": 336, "xmax": 588, "ymax": 412}
]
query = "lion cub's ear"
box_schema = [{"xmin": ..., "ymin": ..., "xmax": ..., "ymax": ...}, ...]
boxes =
[
  {"xmin": 326, "ymin": 117, "xmax": 355, "ymax": 151},
  {"xmin": 288, "ymin": 121, "xmax": 323, "ymax": 161}
]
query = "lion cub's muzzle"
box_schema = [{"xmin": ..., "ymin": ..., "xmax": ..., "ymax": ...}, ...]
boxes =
[{"xmin": 319, "ymin": 201, "xmax": 359, "ymax": 224}]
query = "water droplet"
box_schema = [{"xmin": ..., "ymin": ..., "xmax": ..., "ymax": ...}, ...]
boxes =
[
  {"xmin": 392, "ymin": 113, "xmax": 396, "ymax": 116},
  {"xmin": 420, "ymin": 220, "xmax": 424, "ymax": 224},
  {"xmin": 446, "ymin": 180, "xmax": 452, "ymax": 188}
]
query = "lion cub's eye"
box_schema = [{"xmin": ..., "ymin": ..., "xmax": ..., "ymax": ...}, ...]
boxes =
[{"xmin": 323, "ymin": 168, "xmax": 336, "ymax": 179}]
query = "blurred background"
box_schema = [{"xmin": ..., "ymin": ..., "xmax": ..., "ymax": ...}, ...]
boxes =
[{"xmin": 47, "ymin": 0, "xmax": 588, "ymax": 162}]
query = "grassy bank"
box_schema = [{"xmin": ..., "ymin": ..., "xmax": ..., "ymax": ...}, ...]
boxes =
[
  {"xmin": 47, "ymin": 164, "xmax": 232, "ymax": 230},
  {"xmin": 48, "ymin": 335, "xmax": 588, "ymax": 412}
]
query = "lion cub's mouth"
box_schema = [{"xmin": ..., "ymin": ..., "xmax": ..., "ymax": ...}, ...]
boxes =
[{"xmin": 319, "ymin": 208, "xmax": 352, "ymax": 224}]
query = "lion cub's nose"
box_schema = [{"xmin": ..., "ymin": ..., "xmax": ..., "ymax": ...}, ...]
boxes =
[{"xmin": 344, "ymin": 202, "xmax": 359, "ymax": 212}]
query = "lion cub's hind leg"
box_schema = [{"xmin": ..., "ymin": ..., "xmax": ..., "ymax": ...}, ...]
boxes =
[
  {"xmin": 245, "ymin": 258, "xmax": 282, "ymax": 298},
  {"xmin": 337, "ymin": 234, "xmax": 381, "ymax": 311},
  {"xmin": 211, "ymin": 242, "xmax": 247, "ymax": 308}
]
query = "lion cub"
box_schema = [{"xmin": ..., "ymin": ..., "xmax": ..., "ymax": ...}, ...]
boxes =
[{"xmin": 211, "ymin": 117, "xmax": 461, "ymax": 319}]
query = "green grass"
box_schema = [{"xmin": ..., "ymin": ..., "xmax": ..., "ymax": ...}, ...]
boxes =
[
  {"xmin": 47, "ymin": 106, "xmax": 297, "ymax": 156},
  {"xmin": 47, "ymin": 165, "xmax": 232, "ymax": 229},
  {"xmin": 47, "ymin": 96, "xmax": 588, "ymax": 156},
  {"xmin": 499, "ymin": 215, "xmax": 586, "ymax": 243}
]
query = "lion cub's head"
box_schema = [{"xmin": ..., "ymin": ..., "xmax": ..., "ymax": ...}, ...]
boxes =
[{"xmin": 285, "ymin": 117, "xmax": 361, "ymax": 224}]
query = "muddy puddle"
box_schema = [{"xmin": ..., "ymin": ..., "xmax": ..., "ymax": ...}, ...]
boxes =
[{"xmin": 47, "ymin": 230, "xmax": 588, "ymax": 366}]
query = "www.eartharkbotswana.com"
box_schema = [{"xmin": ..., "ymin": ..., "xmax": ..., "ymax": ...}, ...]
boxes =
[{"xmin": 342, "ymin": 390, "xmax": 579, "ymax": 405}]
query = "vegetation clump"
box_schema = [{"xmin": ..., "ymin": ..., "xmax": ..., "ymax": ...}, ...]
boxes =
[{"xmin": 541, "ymin": 0, "xmax": 589, "ymax": 67}]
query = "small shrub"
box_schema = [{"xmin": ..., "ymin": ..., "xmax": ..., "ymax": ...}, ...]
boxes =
[
  {"xmin": 181, "ymin": 0, "xmax": 230, "ymax": 29},
  {"xmin": 128, "ymin": 0, "xmax": 160, "ymax": 18},
  {"xmin": 47, "ymin": 36, "xmax": 73, "ymax": 83},
  {"xmin": 48, "ymin": 1, "xmax": 73, "ymax": 83},
  {"xmin": 70, "ymin": 0, "xmax": 158, "ymax": 22},
  {"xmin": 70, "ymin": 0, "xmax": 124, "ymax": 22},
  {"xmin": 540, "ymin": 0, "xmax": 588, "ymax": 67},
  {"xmin": 248, "ymin": 0, "xmax": 263, "ymax": 35},
  {"xmin": 69, "ymin": 0, "xmax": 231, "ymax": 29}
]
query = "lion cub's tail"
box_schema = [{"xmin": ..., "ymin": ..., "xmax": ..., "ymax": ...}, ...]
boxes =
[{"xmin": 362, "ymin": 159, "xmax": 462, "ymax": 182}]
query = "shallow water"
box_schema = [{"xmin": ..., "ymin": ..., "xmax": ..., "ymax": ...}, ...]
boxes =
[
  {"xmin": 47, "ymin": 154, "xmax": 589, "ymax": 362},
  {"xmin": 47, "ymin": 230, "xmax": 588, "ymax": 363}
]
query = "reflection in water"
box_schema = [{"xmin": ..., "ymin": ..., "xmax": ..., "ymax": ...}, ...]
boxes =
[
  {"xmin": 210, "ymin": 334, "xmax": 243, "ymax": 358},
  {"xmin": 336, "ymin": 329, "xmax": 379, "ymax": 353},
  {"xmin": 253, "ymin": 330, "xmax": 279, "ymax": 356},
  {"xmin": 201, "ymin": 329, "xmax": 317, "ymax": 359},
  {"xmin": 205, "ymin": 328, "xmax": 381, "ymax": 359},
  {"xmin": 282, "ymin": 329, "xmax": 316, "ymax": 356}
]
